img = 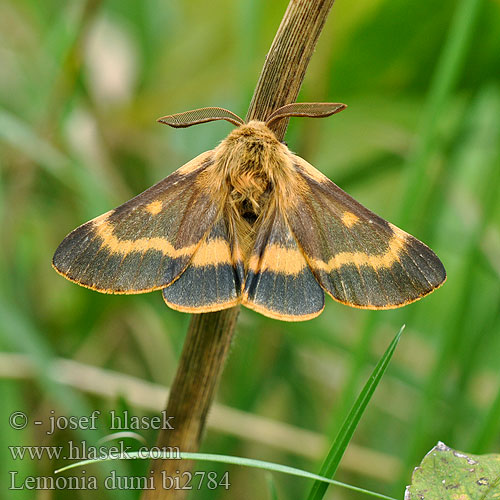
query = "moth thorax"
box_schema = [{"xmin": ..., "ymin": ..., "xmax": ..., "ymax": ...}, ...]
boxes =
[
  {"xmin": 215, "ymin": 121, "xmax": 295, "ymax": 244},
  {"xmin": 228, "ymin": 154, "xmax": 268, "ymax": 209}
]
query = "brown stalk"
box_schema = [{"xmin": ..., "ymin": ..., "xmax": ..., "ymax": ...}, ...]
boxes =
[{"xmin": 142, "ymin": 1, "xmax": 335, "ymax": 498}]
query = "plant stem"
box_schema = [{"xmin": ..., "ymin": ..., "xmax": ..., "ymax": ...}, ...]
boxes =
[
  {"xmin": 142, "ymin": 1, "xmax": 335, "ymax": 497},
  {"xmin": 246, "ymin": 0, "xmax": 335, "ymax": 134},
  {"xmin": 142, "ymin": 309, "xmax": 239, "ymax": 500}
]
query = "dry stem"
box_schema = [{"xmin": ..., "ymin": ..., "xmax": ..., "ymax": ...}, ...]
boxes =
[{"xmin": 142, "ymin": 1, "xmax": 335, "ymax": 498}]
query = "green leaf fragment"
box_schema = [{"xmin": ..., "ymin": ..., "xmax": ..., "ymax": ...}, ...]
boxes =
[
  {"xmin": 405, "ymin": 442, "xmax": 500, "ymax": 500},
  {"xmin": 307, "ymin": 325, "xmax": 404, "ymax": 500}
]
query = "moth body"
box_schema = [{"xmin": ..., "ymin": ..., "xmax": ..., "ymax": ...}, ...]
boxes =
[{"xmin": 209, "ymin": 121, "xmax": 298, "ymax": 263}]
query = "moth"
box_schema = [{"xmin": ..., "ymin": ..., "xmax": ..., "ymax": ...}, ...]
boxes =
[{"xmin": 53, "ymin": 103, "xmax": 446, "ymax": 321}]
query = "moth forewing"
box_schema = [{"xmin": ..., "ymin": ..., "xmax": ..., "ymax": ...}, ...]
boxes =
[
  {"xmin": 286, "ymin": 155, "xmax": 447, "ymax": 309},
  {"xmin": 52, "ymin": 152, "xmax": 220, "ymax": 294}
]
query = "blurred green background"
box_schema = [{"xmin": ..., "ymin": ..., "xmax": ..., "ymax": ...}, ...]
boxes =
[{"xmin": 1, "ymin": 0, "xmax": 499, "ymax": 498}]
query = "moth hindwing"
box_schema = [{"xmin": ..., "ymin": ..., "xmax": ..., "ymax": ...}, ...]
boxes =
[{"xmin": 53, "ymin": 104, "xmax": 446, "ymax": 321}]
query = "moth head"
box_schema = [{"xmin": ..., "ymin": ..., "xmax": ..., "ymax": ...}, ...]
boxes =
[{"xmin": 157, "ymin": 102, "xmax": 347, "ymax": 131}]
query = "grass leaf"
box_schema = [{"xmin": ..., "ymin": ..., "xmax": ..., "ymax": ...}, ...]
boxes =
[
  {"xmin": 266, "ymin": 471, "xmax": 279, "ymax": 500},
  {"xmin": 55, "ymin": 451, "xmax": 396, "ymax": 500},
  {"xmin": 307, "ymin": 325, "xmax": 405, "ymax": 500}
]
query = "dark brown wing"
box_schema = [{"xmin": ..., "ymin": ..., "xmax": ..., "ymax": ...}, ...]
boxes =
[
  {"xmin": 53, "ymin": 151, "xmax": 220, "ymax": 293},
  {"xmin": 242, "ymin": 205, "xmax": 325, "ymax": 321},
  {"xmin": 286, "ymin": 155, "xmax": 446, "ymax": 309},
  {"xmin": 162, "ymin": 214, "xmax": 244, "ymax": 312}
]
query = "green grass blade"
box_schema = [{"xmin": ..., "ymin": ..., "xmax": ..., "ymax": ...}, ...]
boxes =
[
  {"xmin": 0, "ymin": 297, "xmax": 135, "ymax": 500},
  {"xmin": 307, "ymin": 325, "xmax": 405, "ymax": 500},
  {"xmin": 398, "ymin": 0, "xmax": 483, "ymax": 228},
  {"xmin": 398, "ymin": 87, "xmax": 500, "ymax": 492},
  {"xmin": 54, "ymin": 451, "xmax": 396, "ymax": 500},
  {"xmin": 471, "ymin": 379, "xmax": 500, "ymax": 454},
  {"xmin": 0, "ymin": 107, "xmax": 71, "ymax": 175},
  {"xmin": 266, "ymin": 471, "xmax": 279, "ymax": 500},
  {"xmin": 469, "ymin": 311, "xmax": 500, "ymax": 453}
]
